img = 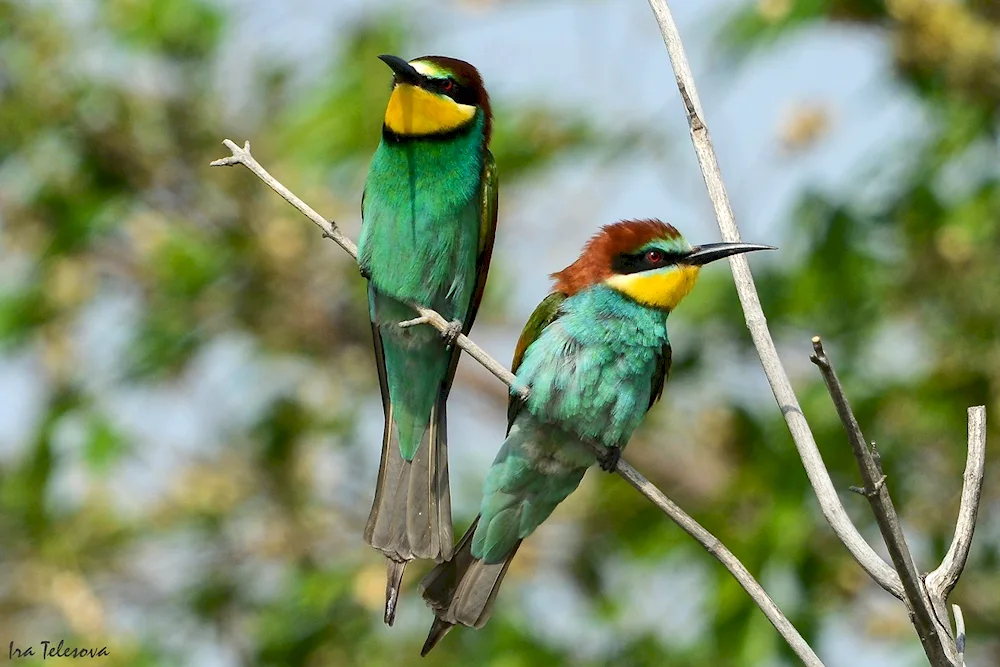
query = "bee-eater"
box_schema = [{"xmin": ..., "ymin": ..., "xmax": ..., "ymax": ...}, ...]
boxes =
[
  {"xmin": 357, "ymin": 54, "xmax": 498, "ymax": 625},
  {"xmin": 418, "ymin": 219, "xmax": 771, "ymax": 653}
]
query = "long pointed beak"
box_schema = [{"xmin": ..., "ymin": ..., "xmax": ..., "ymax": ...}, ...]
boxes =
[
  {"xmin": 378, "ymin": 54, "xmax": 422, "ymax": 85},
  {"xmin": 683, "ymin": 242, "xmax": 775, "ymax": 266}
]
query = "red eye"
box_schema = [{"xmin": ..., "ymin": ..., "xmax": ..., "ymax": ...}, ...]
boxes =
[
  {"xmin": 645, "ymin": 249, "xmax": 664, "ymax": 264},
  {"xmin": 442, "ymin": 79, "xmax": 454, "ymax": 91}
]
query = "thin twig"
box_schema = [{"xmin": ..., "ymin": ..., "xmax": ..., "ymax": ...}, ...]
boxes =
[
  {"xmin": 210, "ymin": 138, "xmax": 822, "ymax": 667},
  {"xmin": 810, "ymin": 337, "xmax": 954, "ymax": 666},
  {"xmin": 398, "ymin": 316, "xmax": 431, "ymax": 329},
  {"xmin": 615, "ymin": 464, "xmax": 823, "ymax": 666},
  {"xmin": 952, "ymin": 604, "xmax": 966, "ymax": 666},
  {"xmin": 211, "ymin": 140, "xmax": 358, "ymax": 257},
  {"xmin": 926, "ymin": 406, "xmax": 987, "ymax": 599},
  {"xmin": 645, "ymin": 0, "xmax": 905, "ymax": 601},
  {"xmin": 211, "ymin": 140, "xmax": 517, "ymax": 392}
]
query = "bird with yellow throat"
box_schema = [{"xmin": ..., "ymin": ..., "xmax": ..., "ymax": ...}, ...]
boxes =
[
  {"xmin": 357, "ymin": 54, "xmax": 498, "ymax": 626},
  {"xmin": 419, "ymin": 219, "xmax": 772, "ymax": 653}
]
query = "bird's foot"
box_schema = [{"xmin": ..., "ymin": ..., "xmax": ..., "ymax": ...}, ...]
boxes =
[
  {"xmin": 441, "ymin": 319, "xmax": 463, "ymax": 349},
  {"xmin": 359, "ymin": 264, "xmax": 372, "ymax": 280},
  {"xmin": 597, "ymin": 446, "xmax": 621, "ymax": 473}
]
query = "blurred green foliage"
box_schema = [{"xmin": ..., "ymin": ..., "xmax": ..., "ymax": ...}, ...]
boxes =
[{"xmin": 0, "ymin": 0, "xmax": 998, "ymax": 666}]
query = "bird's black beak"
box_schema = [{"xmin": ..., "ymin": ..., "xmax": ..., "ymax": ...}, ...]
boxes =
[
  {"xmin": 378, "ymin": 54, "xmax": 422, "ymax": 86},
  {"xmin": 683, "ymin": 242, "xmax": 775, "ymax": 266}
]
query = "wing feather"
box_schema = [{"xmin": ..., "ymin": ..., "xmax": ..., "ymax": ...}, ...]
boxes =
[
  {"xmin": 506, "ymin": 292, "xmax": 567, "ymax": 432},
  {"xmin": 647, "ymin": 343, "xmax": 672, "ymax": 411}
]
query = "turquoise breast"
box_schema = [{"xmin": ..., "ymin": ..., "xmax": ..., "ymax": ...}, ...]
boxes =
[
  {"xmin": 358, "ymin": 113, "xmax": 486, "ymax": 320},
  {"xmin": 513, "ymin": 285, "xmax": 671, "ymax": 448}
]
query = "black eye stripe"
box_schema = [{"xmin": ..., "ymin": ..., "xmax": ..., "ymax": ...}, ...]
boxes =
[
  {"xmin": 424, "ymin": 77, "xmax": 477, "ymax": 105},
  {"xmin": 392, "ymin": 72, "xmax": 479, "ymax": 107},
  {"xmin": 611, "ymin": 250, "xmax": 685, "ymax": 275}
]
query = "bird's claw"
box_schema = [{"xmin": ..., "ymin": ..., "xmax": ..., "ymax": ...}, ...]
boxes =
[
  {"xmin": 359, "ymin": 264, "xmax": 372, "ymax": 281},
  {"xmin": 597, "ymin": 447, "xmax": 621, "ymax": 472},
  {"xmin": 442, "ymin": 320, "xmax": 463, "ymax": 349}
]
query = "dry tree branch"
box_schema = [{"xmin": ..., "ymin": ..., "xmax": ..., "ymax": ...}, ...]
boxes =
[
  {"xmin": 810, "ymin": 338, "xmax": 955, "ymax": 666},
  {"xmin": 952, "ymin": 604, "xmax": 966, "ymax": 666},
  {"xmin": 644, "ymin": 0, "xmax": 905, "ymax": 600},
  {"xmin": 210, "ymin": 139, "xmax": 824, "ymax": 667},
  {"xmin": 927, "ymin": 406, "xmax": 987, "ymax": 600},
  {"xmin": 644, "ymin": 2, "xmax": 986, "ymax": 665}
]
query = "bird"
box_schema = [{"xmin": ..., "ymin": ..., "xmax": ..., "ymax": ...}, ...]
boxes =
[
  {"xmin": 418, "ymin": 219, "xmax": 772, "ymax": 654},
  {"xmin": 357, "ymin": 54, "xmax": 498, "ymax": 626}
]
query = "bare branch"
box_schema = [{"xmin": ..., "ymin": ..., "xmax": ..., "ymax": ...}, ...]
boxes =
[
  {"xmin": 211, "ymin": 139, "xmax": 518, "ymax": 393},
  {"xmin": 211, "ymin": 138, "xmax": 823, "ymax": 667},
  {"xmin": 644, "ymin": 0, "xmax": 905, "ymax": 601},
  {"xmin": 809, "ymin": 337, "xmax": 955, "ymax": 666},
  {"xmin": 615, "ymin": 464, "xmax": 824, "ymax": 666},
  {"xmin": 398, "ymin": 316, "xmax": 432, "ymax": 329},
  {"xmin": 927, "ymin": 406, "xmax": 987, "ymax": 600},
  {"xmin": 211, "ymin": 140, "xmax": 358, "ymax": 257},
  {"xmin": 952, "ymin": 604, "xmax": 966, "ymax": 666}
]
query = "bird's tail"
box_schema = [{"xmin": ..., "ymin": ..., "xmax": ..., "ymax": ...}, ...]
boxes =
[
  {"xmin": 364, "ymin": 395, "xmax": 453, "ymax": 626},
  {"xmin": 418, "ymin": 516, "xmax": 521, "ymax": 656}
]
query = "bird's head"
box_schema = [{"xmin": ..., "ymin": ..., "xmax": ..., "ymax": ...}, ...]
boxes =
[
  {"xmin": 552, "ymin": 219, "xmax": 773, "ymax": 311},
  {"xmin": 378, "ymin": 54, "xmax": 491, "ymax": 141}
]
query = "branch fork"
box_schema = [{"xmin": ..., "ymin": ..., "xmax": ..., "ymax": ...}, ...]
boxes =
[
  {"xmin": 809, "ymin": 336, "xmax": 981, "ymax": 666},
  {"xmin": 646, "ymin": 1, "xmax": 985, "ymax": 664}
]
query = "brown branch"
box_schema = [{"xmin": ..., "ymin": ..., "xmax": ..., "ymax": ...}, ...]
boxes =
[
  {"xmin": 644, "ymin": 0, "xmax": 906, "ymax": 602},
  {"xmin": 210, "ymin": 138, "xmax": 823, "ymax": 667},
  {"xmin": 810, "ymin": 337, "xmax": 956, "ymax": 666}
]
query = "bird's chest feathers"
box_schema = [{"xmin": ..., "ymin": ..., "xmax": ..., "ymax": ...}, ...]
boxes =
[
  {"xmin": 360, "ymin": 124, "xmax": 484, "ymax": 315},
  {"xmin": 365, "ymin": 122, "xmax": 484, "ymax": 224},
  {"xmin": 384, "ymin": 84, "xmax": 477, "ymax": 136},
  {"xmin": 517, "ymin": 289, "xmax": 670, "ymax": 448}
]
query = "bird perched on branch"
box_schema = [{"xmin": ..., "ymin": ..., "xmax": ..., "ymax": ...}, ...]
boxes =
[
  {"xmin": 419, "ymin": 219, "xmax": 771, "ymax": 654},
  {"xmin": 357, "ymin": 54, "xmax": 498, "ymax": 626}
]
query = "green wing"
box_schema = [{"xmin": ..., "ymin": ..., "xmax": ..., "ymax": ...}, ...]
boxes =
[
  {"xmin": 440, "ymin": 149, "xmax": 499, "ymax": 397},
  {"xmin": 506, "ymin": 291, "xmax": 567, "ymax": 432},
  {"xmin": 466, "ymin": 149, "xmax": 498, "ymax": 333},
  {"xmin": 648, "ymin": 343, "xmax": 672, "ymax": 411}
]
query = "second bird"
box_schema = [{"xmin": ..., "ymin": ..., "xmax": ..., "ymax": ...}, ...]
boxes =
[
  {"xmin": 419, "ymin": 219, "xmax": 772, "ymax": 653},
  {"xmin": 358, "ymin": 54, "xmax": 498, "ymax": 625}
]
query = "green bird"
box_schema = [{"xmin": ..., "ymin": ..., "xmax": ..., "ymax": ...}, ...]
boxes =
[
  {"xmin": 419, "ymin": 219, "xmax": 771, "ymax": 653},
  {"xmin": 357, "ymin": 54, "xmax": 498, "ymax": 625}
]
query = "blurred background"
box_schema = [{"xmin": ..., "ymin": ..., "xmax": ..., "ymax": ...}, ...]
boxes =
[{"xmin": 1, "ymin": 0, "xmax": 998, "ymax": 665}]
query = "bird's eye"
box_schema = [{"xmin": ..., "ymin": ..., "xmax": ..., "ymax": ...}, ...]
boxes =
[
  {"xmin": 645, "ymin": 249, "xmax": 664, "ymax": 264},
  {"xmin": 442, "ymin": 79, "xmax": 454, "ymax": 92}
]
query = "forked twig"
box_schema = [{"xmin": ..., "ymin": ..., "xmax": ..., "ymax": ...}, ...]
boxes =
[{"xmin": 810, "ymin": 337, "xmax": 956, "ymax": 666}]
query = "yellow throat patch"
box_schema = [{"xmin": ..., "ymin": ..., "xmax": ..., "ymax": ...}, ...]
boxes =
[
  {"xmin": 605, "ymin": 266, "xmax": 701, "ymax": 310},
  {"xmin": 384, "ymin": 84, "xmax": 476, "ymax": 136}
]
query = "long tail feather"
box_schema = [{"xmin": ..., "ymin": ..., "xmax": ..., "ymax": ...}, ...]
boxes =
[
  {"xmin": 384, "ymin": 559, "xmax": 406, "ymax": 626},
  {"xmin": 421, "ymin": 618, "xmax": 454, "ymax": 657},
  {"xmin": 365, "ymin": 396, "xmax": 453, "ymax": 624},
  {"xmin": 419, "ymin": 517, "xmax": 521, "ymax": 653}
]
